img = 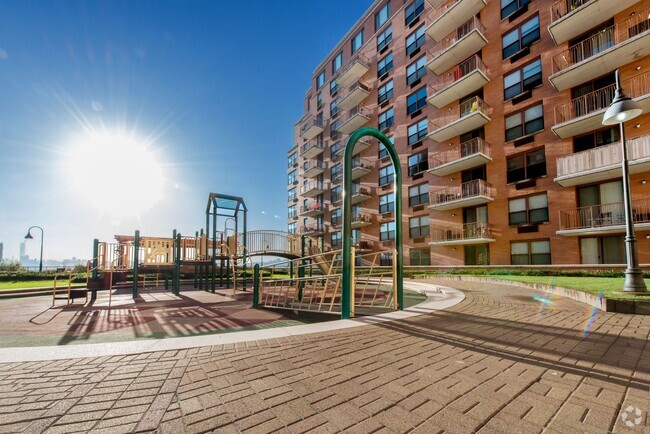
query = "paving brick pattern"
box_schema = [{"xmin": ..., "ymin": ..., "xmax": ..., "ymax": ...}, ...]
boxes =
[{"xmin": 1, "ymin": 279, "xmax": 649, "ymax": 433}]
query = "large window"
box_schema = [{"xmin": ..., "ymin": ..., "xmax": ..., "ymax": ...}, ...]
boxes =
[
  {"xmin": 352, "ymin": 29, "xmax": 364, "ymax": 53},
  {"xmin": 316, "ymin": 93, "xmax": 322, "ymax": 109},
  {"xmin": 506, "ymin": 148, "xmax": 546, "ymax": 183},
  {"xmin": 331, "ymin": 231, "xmax": 342, "ymax": 248},
  {"xmin": 332, "ymin": 52, "xmax": 343, "ymax": 73},
  {"xmin": 378, "ymin": 80, "xmax": 394, "ymax": 104},
  {"xmin": 288, "ymin": 205, "xmax": 297, "ymax": 219},
  {"xmin": 411, "ymin": 248, "xmax": 431, "ymax": 266},
  {"xmin": 288, "ymin": 187, "xmax": 296, "ymax": 202},
  {"xmin": 409, "ymin": 183, "xmax": 429, "ymax": 207},
  {"xmin": 331, "ymin": 208, "xmax": 342, "ymax": 227},
  {"xmin": 408, "ymin": 151, "xmax": 428, "ymax": 176},
  {"xmin": 378, "ymin": 53, "xmax": 393, "ymax": 77},
  {"xmin": 379, "ymin": 193, "xmax": 395, "ymax": 213},
  {"xmin": 288, "ymin": 222, "xmax": 297, "ymax": 234},
  {"xmin": 288, "ymin": 152, "xmax": 297, "ymax": 168},
  {"xmin": 504, "ymin": 58, "xmax": 542, "ymax": 100},
  {"xmin": 405, "ymin": 0, "xmax": 424, "ymax": 26},
  {"xmin": 330, "ymin": 119, "xmax": 341, "ymax": 139},
  {"xmin": 378, "ymin": 136, "xmax": 394, "ymax": 159},
  {"xmin": 331, "ymin": 186, "xmax": 342, "ymax": 203},
  {"xmin": 406, "ymin": 25, "xmax": 425, "ymax": 55},
  {"xmin": 377, "ymin": 25, "xmax": 392, "ymax": 52},
  {"xmin": 331, "ymin": 141, "xmax": 342, "ymax": 158},
  {"xmin": 501, "ymin": 0, "xmax": 531, "ymax": 20},
  {"xmin": 574, "ymin": 127, "xmax": 620, "ymax": 153},
  {"xmin": 330, "ymin": 80, "xmax": 339, "ymax": 96},
  {"xmin": 407, "ymin": 87, "xmax": 426, "ymax": 115},
  {"xmin": 379, "ymin": 165, "xmax": 394, "ymax": 186},
  {"xmin": 331, "ymin": 163, "xmax": 342, "ymax": 183},
  {"xmin": 505, "ymin": 103, "xmax": 544, "ymax": 142},
  {"xmin": 407, "ymin": 55, "xmax": 427, "ymax": 85},
  {"xmin": 408, "ymin": 119, "xmax": 428, "ymax": 145},
  {"xmin": 379, "ymin": 108, "xmax": 394, "ymax": 130},
  {"xmin": 380, "ymin": 252, "xmax": 393, "ymax": 266},
  {"xmin": 409, "ymin": 215, "xmax": 430, "ymax": 238},
  {"xmin": 380, "ymin": 221, "xmax": 396, "ymax": 241},
  {"xmin": 511, "ymin": 240, "xmax": 550, "ymax": 265},
  {"xmin": 375, "ymin": 1, "xmax": 390, "ymax": 30},
  {"xmin": 330, "ymin": 99, "xmax": 340, "ymax": 117},
  {"xmin": 288, "ymin": 170, "xmax": 297, "ymax": 185},
  {"xmin": 509, "ymin": 193, "xmax": 549, "ymax": 226},
  {"xmin": 502, "ymin": 15, "xmax": 540, "ymax": 59},
  {"xmin": 317, "ymin": 71, "xmax": 326, "ymax": 89}
]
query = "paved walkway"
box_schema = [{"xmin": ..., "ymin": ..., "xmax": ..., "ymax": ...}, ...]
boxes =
[{"xmin": 1, "ymin": 279, "xmax": 649, "ymax": 433}]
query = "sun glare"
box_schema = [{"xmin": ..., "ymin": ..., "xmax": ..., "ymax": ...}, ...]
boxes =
[{"xmin": 67, "ymin": 133, "xmax": 165, "ymax": 217}]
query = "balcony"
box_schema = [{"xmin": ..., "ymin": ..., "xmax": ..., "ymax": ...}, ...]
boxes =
[
  {"xmin": 338, "ymin": 81, "xmax": 371, "ymax": 111},
  {"xmin": 429, "ymin": 222, "xmax": 495, "ymax": 246},
  {"xmin": 351, "ymin": 157, "xmax": 373, "ymax": 180},
  {"xmin": 427, "ymin": 96, "xmax": 491, "ymax": 143},
  {"xmin": 333, "ymin": 139, "xmax": 372, "ymax": 161},
  {"xmin": 425, "ymin": 0, "xmax": 487, "ymax": 43},
  {"xmin": 353, "ymin": 239, "xmax": 373, "ymax": 252},
  {"xmin": 337, "ymin": 106, "xmax": 372, "ymax": 135},
  {"xmin": 549, "ymin": 10, "xmax": 650, "ymax": 91},
  {"xmin": 300, "ymin": 224, "xmax": 326, "ymax": 236},
  {"xmin": 557, "ymin": 199, "xmax": 650, "ymax": 236},
  {"xmin": 300, "ymin": 160, "xmax": 325, "ymax": 178},
  {"xmin": 425, "ymin": 0, "xmax": 446, "ymax": 7},
  {"xmin": 427, "ymin": 55, "xmax": 489, "ymax": 109},
  {"xmin": 351, "ymin": 212, "xmax": 372, "ymax": 229},
  {"xmin": 300, "ymin": 201, "xmax": 326, "ymax": 217},
  {"xmin": 301, "ymin": 180, "xmax": 326, "ymax": 198},
  {"xmin": 553, "ymin": 71, "xmax": 650, "ymax": 139},
  {"xmin": 300, "ymin": 140, "xmax": 324, "ymax": 159},
  {"xmin": 351, "ymin": 186, "xmax": 372, "ymax": 205},
  {"xmin": 428, "ymin": 179, "xmax": 494, "ymax": 211},
  {"xmin": 555, "ymin": 135, "xmax": 650, "ymax": 187},
  {"xmin": 337, "ymin": 53, "xmax": 370, "ymax": 88},
  {"xmin": 426, "ymin": 17, "xmax": 488, "ymax": 76},
  {"xmin": 428, "ymin": 138, "xmax": 492, "ymax": 176},
  {"xmin": 548, "ymin": 0, "xmax": 642, "ymax": 45},
  {"xmin": 300, "ymin": 116, "xmax": 324, "ymax": 140}
]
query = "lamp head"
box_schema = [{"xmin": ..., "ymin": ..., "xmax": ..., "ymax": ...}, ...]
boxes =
[
  {"xmin": 24, "ymin": 231, "xmax": 33, "ymax": 240},
  {"xmin": 602, "ymin": 70, "xmax": 643, "ymax": 125}
]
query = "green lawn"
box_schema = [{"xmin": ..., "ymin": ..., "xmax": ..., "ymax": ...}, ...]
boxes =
[{"xmin": 0, "ymin": 280, "xmax": 84, "ymax": 290}]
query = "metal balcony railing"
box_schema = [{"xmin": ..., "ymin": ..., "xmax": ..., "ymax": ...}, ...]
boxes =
[
  {"xmin": 430, "ymin": 179, "xmax": 492, "ymax": 206},
  {"xmin": 429, "ymin": 137, "xmax": 490, "ymax": 168},
  {"xmin": 300, "ymin": 180, "xmax": 324, "ymax": 195},
  {"xmin": 300, "ymin": 201, "xmax": 327, "ymax": 215},
  {"xmin": 300, "ymin": 160, "xmax": 325, "ymax": 175},
  {"xmin": 429, "ymin": 16, "xmax": 486, "ymax": 58},
  {"xmin": 428, "ymin": 96, "xmax": 490, "ymax": 130},
  {"xmin": 300, "ymin": 224, "xmax": 326, "ymax": 235},
  {"xmin": 558, "ymin": 199, "xmax": 650, "ymax": 230},
  {"xmin": 300, "ymin": 116, "xmax": 324, "ymax": 135},
  {"xmin": 300, "ymin": 140, "xmax": 324, "ymax": 156},
  {"xmin": 352, "ymin": 185, "xmax": 371, "ymax": 196},
  {"xmin": 338, "ymin": 106, "xmax": 372, "ymax": 127},
  {"xmin": 352, "ymin": 157, "xmax": 373, "ymax": 170},
  {"xmin": 431, "ymin": 222, "xmax": 492, "ymax": 242},
  {"xmin": 429, "ymin": 54, "xmax": 488, "ymax": 94},
  {"xmin": 337, "ymin": 52, "xmax": 370, "ymax": 79},
  {"xmin": 550, "ymin": 0, "xmax": 592, "ymax": 22},
  {"xmin": 351, "ymin": 212, "xmax": 372, "ymax": 224},
  {"xmin": 344, "ymin": 81, "xmax": 371, "ymax": 97}
]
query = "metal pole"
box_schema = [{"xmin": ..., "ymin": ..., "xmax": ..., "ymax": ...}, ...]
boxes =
[
  {"xmin": 350, "ymin": 247, "xmax": 355, "ymax": 318},
  {"xmin": 132, "ymin": 230, "xmax": 140, "ymax": 299},
  {"xmin": 38, "ymin": 228, "xmax": 43, "ymax": 273},
  {"xmin": 253, "ymin": 264, "xmax": 260, "ymax": 307}
]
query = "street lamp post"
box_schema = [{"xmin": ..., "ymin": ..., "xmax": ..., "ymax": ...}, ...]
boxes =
[
  {"xmin": 602, "ymin": 69, "xmax": 646, "ymax": 292},
  {"xmin": 24, "ymin": 226, "xmax": 44, "ymax": 273}
]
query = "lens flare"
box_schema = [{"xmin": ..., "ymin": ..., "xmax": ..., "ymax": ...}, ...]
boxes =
[{"xmin": 581, "ymin": 291, "xmax": 603, "ymax": 337}]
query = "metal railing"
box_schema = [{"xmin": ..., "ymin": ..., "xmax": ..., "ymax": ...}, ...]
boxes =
[
  {"xmin": 431, "ymin": 222, "xmax": 492, "ymax": 242},
  {"xmin": 300, "ymin": 140, "xmax": 324, "ymax": 156},
  {"xmin": 300, "ymin": 224, "xmax": 326, "ymax": 235},
  {"xmin": 553, "ymin": 9, "xmax": 650, "ymax": 73},
  {"xmin": 300, "ymin": 116, "xmax": 324, "ymax": 135},
  {"xmin": 343, "ymin": 81, "xmax": 371, "ymax": 98},
  {"xmin": 429, "ymin": 137, "xmax": 490, "ymax": 169},
  {"xmin": 430, "ymin": 179, "xmax": 492, "ymax": 206},
  {"xmin": 429, "ymin": 16, "xmax": 486, "ymax": 59},
  {"xmin": 429, "ymin": 54, "xmax": 488, "ymax": 94},
  {"xmin": 352, "ymin": 157, "xmax": 373, "ymax": 171},
  {"xmin": 300, "ymin": 201, "xmax": 327, "ymax": 215},
  {"xmin": 337, "ymin": 52, "xmax": 370, "ymax": 80},
  {"xmin": 352, "ymin": 185, "xmax": 371, "ymax": 197},
  {"xmin": 300, "ymin": 160, "xmax": 325, "ymax": 175},
  {"xmin": 559, "ymin": 199, "xmax": 650, "ymax": 230},
  {"xmin": 300, "ymin": 180, "xmax": 325, "ymax": 195},
  {"xmin": 556, "ymin": 135, "xmax": 650, "ymax": 178},
  {"xmin": 351, "ymin": 212, "xmax": 372, "ymax": 225},
  {"xmin": 429, "ymin": 96, "xmax": 490, "ymax": 131},
  {"xmin": 338, "ymin": 106, "xmax": 372, "ymax": 128},
  {"xmin": 550, "ymin": 0, "xmax": 592, "ymax": 22}
]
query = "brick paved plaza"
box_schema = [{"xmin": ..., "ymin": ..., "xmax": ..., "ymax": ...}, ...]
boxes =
[{"xmin": 0, "ymin": 279, "xmax": 648, "ymax": 433}]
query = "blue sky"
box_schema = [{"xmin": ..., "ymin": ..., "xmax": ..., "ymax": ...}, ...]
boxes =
[{"xmin": 0, "ymin": 0, "xmax": 371, "ymax": 260}]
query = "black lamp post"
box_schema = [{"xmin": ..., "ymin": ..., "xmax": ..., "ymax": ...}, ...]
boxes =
[
  {"xmin": 24, "ymin": 226, "xmax": 44, "ymax": 273},
  {"xmin": 602, "ymin": 69, "xmax": 646, "ymax": 292}
]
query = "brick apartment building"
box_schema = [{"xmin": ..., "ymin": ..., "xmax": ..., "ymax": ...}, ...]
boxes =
[{"xmin": 287, "ymin": 0, "xmax": 650, "ymax": 266}]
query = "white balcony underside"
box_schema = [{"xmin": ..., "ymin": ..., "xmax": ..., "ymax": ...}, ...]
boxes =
[
  {"xmin": 351, "ymin": 221, "xmax": 372, "ymax": 229},
  {"xmin": 338, "ymin": 114, "xmax": 371, "ymax": 135},
  {"xmin": 351, "ymin": 193, "xmax": 371, "ymax": 205},
  {"xmin": 301, "ymin": 124, "xmax": 323, "ymax": 141},
  {"xmin": 427, "ymin": 111, "xmax": 490, "ymax": 143},
  {"xmin": 301, "ymin": 146, "xmax": 324, "ymax": 159},
  {"xmin": 351, "ymin": 167, "xmax": 371, "ymax": 180},
  {"xmin": 302, "ymin": 167, "xmax": 324, "ymax": 178},
  {"xmin": 337, "ymin": 61, "xmax": 370, "ymax": 88},
  {"xmin": 549, "ymin": 32, "xmax": 650, "ymax": 92},
  {"xmin": 429, "ymin": 237, "xmax": 495, "ymax": 246},
  {"xmin": 554, "ymin": 157, "xmax": 650, "ymax": 187},
  {"xmin": 302, "ymin": 188, "xmax": 325, "ymax": 199},
  {"xmin": 301, "ymin": 209, "xmax": 324, "ymax": 217},
  {"xmin": 557, "ymin": 222, "xmax": 650, "ymax": 236},
  {"xmin": 548, "ymin": 0, "xmax": 643, "ymax": 45},
  {"xmin": 427, "ymin": 69, "xmax": 490, "ymax": 109},
  {"xmin": 428, "ymin": 153, "xmax": 492, "ymax": 177},
  {"xmin": 426, "ymin": 0, "xmax": 487, "ymax": 43},
  {"xmin": 338, "ymin": 87, "xmax": 370, "ymax": 111},
  {"xmin": 428, "ymin": 195, "xmax": 494, "ymax": 211},
  {"xmin": 426, "ymin": 30, "xmax": 488, "ymax": 76}
]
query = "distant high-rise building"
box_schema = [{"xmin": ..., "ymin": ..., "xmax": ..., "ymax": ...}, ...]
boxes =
[
  {"xmin": 0, "ymin": 242, "xmax": 3, "ymax": 261},
  {"xmin": 19, "ymin": 241, "xmax": 26, "ymax": 261}
]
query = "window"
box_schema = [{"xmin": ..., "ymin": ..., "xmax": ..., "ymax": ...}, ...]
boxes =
[
  {"xmin": 406, "ymin": 55, "xmax": 427, "ymax": 85},
  {"xmin": 352, "ymin": 29, "xmax": 364, "ymax": 53},
  {"xmin": 380, "ymin": 221, "xmax": 396, "ymax": 241},
  {"xmin": 288, "ymin": 205, "xmax": 297, "ymax": 219},
  {"xmin": 380, "ymin": 193, "xmax": 395, "ymax": 213},
  {"xmin": 408, "ymin": 151, "xmax": 428, "ymax": 176},
  {"xmin": 330, "ymin": 80, "xmax": 339, "ymax": 96},
  {"xmin": 574, "ymin": 127, "xmax": 619, "ymax": 153},
  {"xmin": 408, "ymin": 119, "xmax": 428, "ymax": 145},
  {"xmin": 288, "ymin": 222, "xmax": 297, "ymax": 234},
  {"xmin": 288, "ymin": 170, "xmax": 297, "ymax": 185},
  {"xmin": 507, "ymin": 148, "xmax": 546, "ymax": 183},
  {"xmin": 317, "ymin": 71, "xmax": 325, "ymax": 89},
  {"xmin": 409, "ymin": 184, "xmax": 429, "ymax": 207},
  {"xmin": 406, "ymin": 25, "xmax": 425, "ymax": 55},
  {"xmin": 377, "ymin": 25, "xmax": 392, "ymax": 52},
  {"xmin": 501, "ymin": 0, "xmax": 531, "ymax": 20},
  {"xmin": 502, "ymin": 15, "xmax": 540, "ymax": 59},
  {"xmin": 330, "ymin": 119, "xmax": 341, "ymax": 139},
  {"xmin": 378, "ymin": 53, "xmax": 393, "ymax": 77},
  {"xmin": 316, "ymin": 93, "xmax": 322, "ymax": 109},
  {"xmin": 331, "ymin": 163, "xmax": 342, "ymax": 183},
  {"xmin": 379, "ymin": 136, "xmax": 394, "ymax": 159},
  {"xmin": 331, "ymin": 186, "xmax": 342, "ymax": 203},
  {"xmin": 409, "ymin": 216, "xmax": 429, "ymax": 238},
  {"xmin": 375, "ymin": 1, "xmax": 390, "ymax": 31},
  {"xmin": 331, "ymin": 141, "xmax": 342, "ymax": 158},
  {"xmin": 379, "ymin": 108, "xmax": 394, "ymax": 130},
  {"xmin": 380, "ymin": 252, "xmax": 393, "ymax": 266},
  {"xmin": 287, "ymin": 152, "xmax": 297, "ymax": 168},
  {"xmin": 509, "ymin": 193, "xmax": 549, "ymax": 226},
  {"xmin": 331, "ymin": 208, "xmax": 342, "ymax": 226},
  {"xmin": 411, "ymin": 248, "xmax": 430, "ymax": 266},
  {"xmin": 332, "ymin": 231, "xmax": 342, "ymax": 248},
  {"xmin": 379, "ymin": 165, "xmax": 394, "ymax": 186},
  {"xmin": 407, "ymin": 87, "xmax": 427, "ymax": 115},
  {"xmin": 330, "ymin": 99, "xmax": 339, "ymax": 117},
  {"xmin": 511, "ymin": 240, "xmax": 550, "ymax": 265},
  {"xmin": 405, "ymin": 0, "xmax": 424, "ymax": 26},
  {"xmin": 288, "ymin": 188, "xmax": 296, "ymax": 202},
  {"xmin": 504, "ymin": 58, "xmax": 542, "ymax": 100},
  {"xmin": 332, "ymin": 52, "xmax": 343, "ymax": 73},
  {"xmin": 505, "ymin": 103, "xmax": 544, "ymax": 142},
  {"xmin": 378, "ymin": 80, "xmax": 394, "ymax": 104}
]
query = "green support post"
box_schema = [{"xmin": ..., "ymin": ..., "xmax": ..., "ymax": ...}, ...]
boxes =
[
  {"xmin": 342, "ymin": 128, "xmax": 403, "ymax": 319},
  {"xmin": 91, "ymin": 238, "xmax": 99, "ymax": 302},
  {"xmin": 253, "ymin": 264, "xmax": 260, "ymax": 308},
  {"xmin": 175, "ymin": 232, "xmax": 181, "ymax": 296},
  {"xmin": 132, "ymin": 230, "xmax": 140, "ymax": 299},
  {"xmin": 165, "ymin": 274, "xmax": 169, "ymax": 290},
  {"xmin": 212, "ymin": 213, "xmax": 217, "ymax": 293},
  {"xmin": 194, "ymin": 231, "xmax": 199, "ymax": 289},
  {"xmin": 243, "ymin": 208, "xmax": 247, "ymax": 290}
]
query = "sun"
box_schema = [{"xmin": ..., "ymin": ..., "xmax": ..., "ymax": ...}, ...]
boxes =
[{"xmin": 67, "ymin": 133, "xmax": 165, "ymax": 217}]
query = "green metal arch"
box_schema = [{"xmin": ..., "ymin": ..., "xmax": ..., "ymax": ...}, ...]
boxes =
[{"xmin": 341, "ymin": 127, "xmax": 403, "ymax": 319}]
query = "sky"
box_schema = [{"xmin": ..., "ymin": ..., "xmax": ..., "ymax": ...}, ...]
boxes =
[{"xmin": 0, "ymin": 0, "xmax": 371, "ymax": 260}]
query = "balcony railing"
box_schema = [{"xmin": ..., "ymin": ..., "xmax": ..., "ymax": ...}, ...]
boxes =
[
  {"xmin": 300, "ymin": 180, "xmax": 324, "ymax": 195},
  {"xmin": 428, "ymin": 96, "xmax": 490, "ymax": 142},
  {"xmin": 300, "ymin": 140, "xmax": 324, "ymax": 157},
  {"xmin": 429, "ymin": 16, "xmax": 486, "ymax": 60},
  {"xmin": 300, "ymin": 116, "xmax": 324, "ymax": 139},
  {"xmin": 352, "ymin": 184, "xmax": 370, "ymax": 196},
  {"xmin": 300, "ymin": 201, "xmax": 327, "ymax": 215},
  {"xmin": 352, "ymin": 157, "xmax": 372, "ymax": 170},
  {"xmin": 338, "ymin": 81, "xmax": 371, "ymax": 111},
  {"xmin": 558, "ymin": 199, "xmax": 650, "ymax": 231},
  {"xmin": 300, "ymin": 224, "xmax": 326, "ymax": 235},
  {"xmin": 550, "ymin": 0, "xmax": 591, "ymax": 22},
  {"xmin": 351, "ymin": 212, "xmax": 372, "ymax": 225},
  {"xmin": 300, "ymin": 160, "xmax": 325, "ymax": 176},
  {"xmin": 435, "ymin": 96, "xmax": 490, "ymax": 127},
  {"xmin": 430, "ymin": 222, "xmax": 493, "ymax": 243},
  {"xmin": 556, "ymin": 135, "xmax": 650, "ymax": 179},
  {"xmin": 336, "ymin": 52, "xmax": 371, "ymax": 87},
  {"xmin": 426, "ymin": 0, "xmax": 487, "ymax": 42},
  {"xmin": 429, "ymin": 138, "xmax": 491, "ymax": 168},
  {"xmin": 337, "ymin": 106, "xmax": 372, "ymax": 135},
  {"xmin": 552, "ymin": 10, "xmax": 650, "ymax": 73},
  {"xmin": 430, "ymin": 54, "xmax": 488, "ymax": 94},
  {"xmin": 430, "ymin": 179, "xmax": 492, "ymax": 207}
]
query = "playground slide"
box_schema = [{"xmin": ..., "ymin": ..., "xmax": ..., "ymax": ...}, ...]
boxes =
[{"xmin": 308, "ymin": 246, "xmax": 336, "ymax": 275}]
